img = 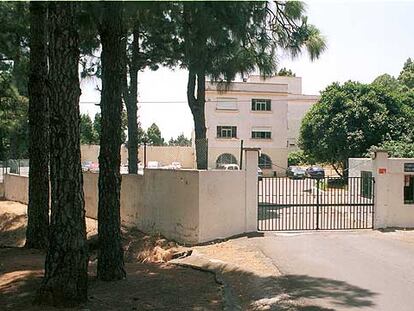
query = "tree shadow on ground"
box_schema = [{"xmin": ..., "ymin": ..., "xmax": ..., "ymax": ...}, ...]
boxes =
[
  {"xmin": 201, "ymin": 261, "xmax": 378, "ymax": 311},
  {"xmin": 0, "ymin": 247, "xmax": 222, "ymax": 311},
  {"xmin": 0, "ymin": 213, "xmax": 27, "ymax": 247}
]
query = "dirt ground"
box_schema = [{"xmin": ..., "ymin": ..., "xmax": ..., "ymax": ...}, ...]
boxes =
[{"xmin": 0, "ymin": 201, "xmax": 222, "ymax": 310}]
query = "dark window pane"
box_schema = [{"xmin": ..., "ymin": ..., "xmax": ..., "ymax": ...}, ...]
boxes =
[{"xmin": 404, "ymin": 175, "xmax": 414, "ymax": 204}]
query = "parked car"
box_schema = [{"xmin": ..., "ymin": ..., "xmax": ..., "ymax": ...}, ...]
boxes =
[
  {"xmin": 147, "ymin": 161, "xmax": 161, "ymax": 169},
  {"xmin": 258, "ymin": 167, "xmax": 263, "ymax": 180},
  {"xmin": 171, "ymin": 161, "xmax": 182, "ymax": 169},
  {"xmin": 89, "ymin": 162, "xmax": 99, "ymax": 172},
  {"xmin": 286, "ymin": 166, "xmax": 306, "ymax": 179},
  {"xmin": 81, "ymin": 161, "xmax": 92, "ymax": 172},
  {"xmin": 223, "ymin": 164, "xmax": 240, "ymax": 170},
  {"xmin": 305, "ymin": 166, "xmax": 325, "ymax": 179}
]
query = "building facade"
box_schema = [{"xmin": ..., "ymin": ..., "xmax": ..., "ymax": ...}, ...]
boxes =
[{"xmin": 205, "ymin": 75, "xmax": 319, "ymax": 176}]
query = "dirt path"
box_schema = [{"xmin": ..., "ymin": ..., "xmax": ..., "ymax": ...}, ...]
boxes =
[{"xmin": 0, "ymin": 201, "xmax": 222, "ymax": 310}]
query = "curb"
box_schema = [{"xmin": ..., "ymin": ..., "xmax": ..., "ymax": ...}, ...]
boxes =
[{"xmin": 170, "ymin": 251, "xmax": 242, "ymax": 311}]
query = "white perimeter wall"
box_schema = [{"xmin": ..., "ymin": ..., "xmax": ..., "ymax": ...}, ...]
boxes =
[
  {"xmin": 350, "ymin": 152, "xmax": 414, "ymax": 229},
  {"xmin": 4, "ymin": 150, "xmax": 258, "ymax": 244}
]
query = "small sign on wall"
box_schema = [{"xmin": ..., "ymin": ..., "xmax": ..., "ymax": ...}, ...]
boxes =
[
  {"xmin": 378, "ymin": 168, "xmax": 387, "ymax": 174},
  {"xmin": 404, "ymin": 163, "xmax": 414, "ymax": 172}
]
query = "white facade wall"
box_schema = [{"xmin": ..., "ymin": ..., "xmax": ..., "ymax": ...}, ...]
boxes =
[
  {"xmin": 287, "ymin": 96, "xmax": 319, "ymax": 149},
  {"xmin": 205, "ymin": 76, "xmax": 318, "ymax": 175}
]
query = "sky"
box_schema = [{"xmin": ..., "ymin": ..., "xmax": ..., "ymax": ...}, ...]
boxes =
[{"xmin": 79, "ymin": 0, "xmax": 414, "ymax": 140}]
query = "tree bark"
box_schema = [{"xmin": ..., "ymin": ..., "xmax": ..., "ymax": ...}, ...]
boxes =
[
  {"xmin": 123, "ymin": 23, "xmax": 140, "ymax": 174},
  {"xmin": 26, "ymin": 1, "xmax": 49, "ymax": 250},
  {"xmin": 36, "ymin": 2, "xmax": 88, "ymax": 307},
  {"xmin": 187, "ymin": 69, "xmax": 208, "ymax": 169},
  {"xmin": 97, "ymin": 2, "xmax": 126, "ymax": 281}
]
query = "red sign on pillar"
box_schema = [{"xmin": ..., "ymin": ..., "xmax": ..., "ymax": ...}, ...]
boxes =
[{"xmin": 378, "ymin": 168, "xmax": 387, "ymax": 174}]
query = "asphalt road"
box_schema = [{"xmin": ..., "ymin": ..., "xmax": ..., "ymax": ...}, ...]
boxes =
[{"xmin": 255, "ymin": 230, "xmax": 414, "ymax": 311}]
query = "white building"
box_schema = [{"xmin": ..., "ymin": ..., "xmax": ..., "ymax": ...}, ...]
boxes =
[{"xmin": 205, "ymin": 75, "xmax": 319, "ymax": 176}]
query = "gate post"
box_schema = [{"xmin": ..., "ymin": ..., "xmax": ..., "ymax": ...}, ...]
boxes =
[
  {"xmin": 316, "ymin": 179, "xmax": 320, "ymax": 230},
  {"xmin": 244, "ymin": 147, "xmax": 260, "ymax": 232},
  {"xmin": 372, "ymin": 150, "xmax": 389, "ymax": 229}
]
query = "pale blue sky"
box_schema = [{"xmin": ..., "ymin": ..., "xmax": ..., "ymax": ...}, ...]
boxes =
[{"xmin": 80, "ymin": 0, "xmax": 414, "ymax": 140}]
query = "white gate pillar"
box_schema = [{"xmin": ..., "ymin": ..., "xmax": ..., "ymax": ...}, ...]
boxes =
[
  {"xmin": 372, "ymin": 150, "xmax": 390, "ymax": 228},
  {"xmin": 244, "ymin": 148, "xmax": 260, "ymax": 232}
]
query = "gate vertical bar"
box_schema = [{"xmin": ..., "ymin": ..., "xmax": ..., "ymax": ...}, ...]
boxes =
[{"xmin": 316, "ymin": 179, "xmax": 320, "ymax": 230}]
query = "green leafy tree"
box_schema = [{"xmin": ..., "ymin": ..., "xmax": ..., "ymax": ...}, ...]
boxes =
[
  {"xmin": 288, "ymin": 149, "xmax": 314, "ymax": 166},
  {"xmin": 369, "ymin": 139, "xmax": 414, "ymax": 158},
  {"xmin": 169, "ymin": 133, "xmax": 191, "ymax": 146},
  {"xmin": 277, "ymin": 67, "xmax": 296, "ymax": 77},
  {"xmin": 0, "ymin": 1, "xmax": 30, "ymax": 96},
  {"xmin": 147, "ymin": 123, "xmax": 165, "ymax": 146},
  {"xmin": 80, "ymin": 114, "xmax": 98, "ymax": 144},
  {"xmin": 372, "ymin": 73, "xmax": 401, "ymax": 91},
  {"xmin": 300, "ymin": 81, "xmax": 414, "ymax": 176},
  {"xmin": 399, "ymin": 58, "xmax": 414, "ymax": 89},
  {"xmin": 79, "ymin": 2, "xmax": 177, "ymax": 173},
  {"xmin": 173, "ymin": 1, "xmax": 326, "ymax": 168},
  {"xmin": 0, "ymin": 72, "xmax": 28, "ymax": 159}
]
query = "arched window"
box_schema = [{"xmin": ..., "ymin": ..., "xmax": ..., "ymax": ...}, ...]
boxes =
[
  {"xmin": 216, "ymin": 153, "xmax": 238, "ymax": 168},
  {"xmin": 259, "ymin": 153, "xmax": 272, "ymax": 169}
]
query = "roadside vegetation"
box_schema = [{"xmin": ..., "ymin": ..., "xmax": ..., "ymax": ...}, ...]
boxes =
[{"xmin": 299, "ymin": 58, "xmax": 414, "ymax": 176}]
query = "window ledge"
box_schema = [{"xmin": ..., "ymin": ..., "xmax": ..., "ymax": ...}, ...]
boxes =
[
  {"xmin": 250, "ymin": 110, "xmax": 273, "ymax": 113},
  {"xmin": 250, "ymin": 138, "xmax": 273, "ymax": 141},
  {"xmin": 215, "ymin": 109, "xmax": 239, "ymax": 112}
]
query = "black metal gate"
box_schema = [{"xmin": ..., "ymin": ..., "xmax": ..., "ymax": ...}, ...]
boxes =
[{"xmin": 258, "ymin": 177, "xmax": 374, "ymax": 231}]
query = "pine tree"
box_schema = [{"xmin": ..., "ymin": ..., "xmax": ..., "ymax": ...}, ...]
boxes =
[
  {"xmin": 36, "ymin": 2, "xmax": 88, "ymax": 306},
  {"xmin": 26, "ymin": 1, "xmax": 49, "ymax": 249},
  {"xmin": 97, "ymin": 1, "xmax": 126, "ymax": 281}
]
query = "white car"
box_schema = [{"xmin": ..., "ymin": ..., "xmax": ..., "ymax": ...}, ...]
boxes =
[
  {"xmin": 147, "ymin": 161, "xmax": 160, "ymax": 169},
  {"xmin": 171, "ymin": 162, "xmax": 182, "ymax": 169},
  {"xmin": 223, "ymin": 164, "xmax": 240, "ymax": 170}
]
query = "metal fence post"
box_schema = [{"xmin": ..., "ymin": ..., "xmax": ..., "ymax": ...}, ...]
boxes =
[
  {"xmin": 316, "ymin": 179, "xmax": 320, "ymax": 230},
  {"xmin": 144, "ymin": 142, "xmax": 147, "ymax": 169},
  {"xmin": 239, "ymin": 139, "xmax": 244, "ymax": 170}
]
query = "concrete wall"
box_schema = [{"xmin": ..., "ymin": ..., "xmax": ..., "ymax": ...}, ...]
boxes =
[
  {"xmin": 5, "ymin": 149, "xmax": 259, "ymax": 244},
  {"xmin": 81, "ymin": 144, "xmax": 195, "ymax": 168},
  {"xmin": 138, "ymin": 146, "xmax": 195, "ymax": 168},
  {"xmin": 350, "ymin": 152, "xmax": 414, "ymax": 229},
  {"xmin": 4, "ymin": 174, "xmax": 29, "ymax": 204},
  {"xmin": 348, "ymin": 158, "xmax": 373, "ymax": 177}
]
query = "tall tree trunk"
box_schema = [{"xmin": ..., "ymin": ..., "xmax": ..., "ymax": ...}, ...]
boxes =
[
  {"xmin": 124, "ymin": 22, "xmax": 140, "ymax": 174},
  {"xmin": 26, "ymin": 1, "xmax": 49, "ymax": 250},
  {"xmin": 36, "ymin": 2, "xmax": 88, "ymax": 306},
  {"xmin": 187, "ymin": 69, "xmax": 207, "ymax": 169},
  {"xmin": 97, "ymin": 2, "xmax": 126, "ymax": 281}
]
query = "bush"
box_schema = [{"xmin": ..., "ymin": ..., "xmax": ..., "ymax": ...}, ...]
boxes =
[{"xmin": 288, "ymin": 150, "xmax": 314, "ymax": 166}]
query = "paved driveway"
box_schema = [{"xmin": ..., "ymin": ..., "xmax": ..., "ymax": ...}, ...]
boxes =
[{"xmin": 254, "ymin": 230, "xmax": 414, "ymax": 310}]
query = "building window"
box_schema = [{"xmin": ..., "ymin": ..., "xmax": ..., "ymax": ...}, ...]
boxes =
[
  {"xmin": 252, "ymin": 99, "xmax": 271, "ymax": 111},
  {"xmin": 259, "ymin": 154, "xmax": 272, "ymax": 169},
  {"xmin": 252, "ymin": 131, "xmax": 271, "ymax": 139},
  {"xmin": 404, "ymin": 175, "xmax": 414, "ymax": 204},
  {"xmin": 360, "ymin": 171, "xmax": 373, "ymax": 199},
  {"xmin": 217, "ymin": 126, "xmax": 237, "ymax": 138},
  {"xmin": 216, "ymin": 153, "xmax": 238, "ymax": 168},
  {"xmin": 216, "ymin": 97, "xmax": 237, "ymax": 110}
]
